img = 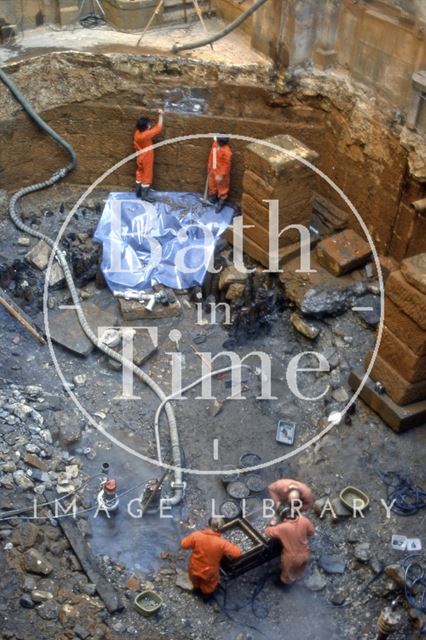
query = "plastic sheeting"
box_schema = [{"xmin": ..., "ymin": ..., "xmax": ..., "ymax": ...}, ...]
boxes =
[{"xmin": 93, "ymin": 192, "xmax": 234, "ymax": 292}]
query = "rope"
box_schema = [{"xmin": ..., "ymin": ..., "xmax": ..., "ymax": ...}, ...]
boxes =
[{"xmin": 401, "ymin": 554, "xmax": 426, "ymax": 614}]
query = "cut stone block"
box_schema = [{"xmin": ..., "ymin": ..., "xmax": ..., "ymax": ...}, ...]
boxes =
[
  {"xmin": 316, "ymin": 229, "xmax": 372, "ymax": 276},
  {"xmin": 224, "ymin": 226, "xmax": 303, "ymax": 269},
  {"xmin": 118, "ymin": 298, "xmax": 181, "ymax": 321},
  {"xmin": 366, "ymin": 352, "xmax": 426, "ymax": 406},
  {"xmin": 378, "ymin": 325, "xmax": 426, "ymax": 383},
  {"xmin": 241, "ymin": 196, "xmax": 312, "ymax": 247},
  {"xmin": 386, "ymin": 270, "xmax": 426, "ymax": 330},
  {"xmin": 242, "ymin": 168, "xmax": 316, "ymax": 205},
  {"xmin": 401, "ymin": 253, "xmax": 426, "ymax": 294},
  {"xmin": 384, "ymin": 296, "xmax": 426, "ymax": 356},
  {"xmin": 244, "ymin": 134, "xmax": 318, "ymax": 181},
  {"xmin": 349, "ymin": 369, "xmax": 426, "ymax": 432}
]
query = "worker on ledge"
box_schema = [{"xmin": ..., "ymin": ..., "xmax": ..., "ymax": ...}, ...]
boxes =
[
  {"xmin": 208, "ymin": 136, "xmax": 232, "ymax": 213},
  {"xmin": 133, "ymin": 108, "xmax": 163, "ymax": 202},
  {"xmin": 180, "ymin": 517, "xmax": 241, "ymax": 599},
  {"xmin": 265, "ymin": 505, "xmax": 315, "ymax": 586},
  {"xmin": 268, "ymin": 478, "xmax": 314, "ymax": 523}
]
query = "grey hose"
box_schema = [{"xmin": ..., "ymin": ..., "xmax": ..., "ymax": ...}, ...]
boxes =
[
  {"xmin": 171, "ymin": 0, "xmax": 270, "ymax": 53},
  {"xmin": 0, "ymin": 66, "xmax": 184, "ymax": 506}
]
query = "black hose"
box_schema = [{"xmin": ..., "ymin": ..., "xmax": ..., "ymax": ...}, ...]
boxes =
[
  {"xmin": 376, "ymin": 469, "xmax": 426, "ymax": 516},
  {"xmin": 171, "ymin": 0, "xmax": 270, "ymax": 53},
  {"xmin": 0, "ymin": 66, "xmax": 77, "ymax": 173}
]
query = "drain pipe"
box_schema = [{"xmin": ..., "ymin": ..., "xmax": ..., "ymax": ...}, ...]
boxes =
[
  {"xmin": 172, "ymin": 0, "xmax": 270, "ymax": 53},
  {"xmin": 0, "ymin": 66, "xmax": 184, "ymax": 506}
]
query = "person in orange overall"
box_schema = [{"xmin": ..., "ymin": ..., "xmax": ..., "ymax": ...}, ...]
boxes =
[
  {"xmin": 180, "ymin": 517, "xmax": 241, "ymax": 598},
  {"xmin": 268, "ymin": 478, "xmax": 314, "ymax": 520},
  {"xmin": 208, "ymin": 136, "xmax": 232, "ymax": 212},
  {"xmin": 265, "ymin": 506, "xmax": 315, "ymax": 585},
  {"xmin": 133, "ymin": 108, "xmax": 163, "ymax": 201}
]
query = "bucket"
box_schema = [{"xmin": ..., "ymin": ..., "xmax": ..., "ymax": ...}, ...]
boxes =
[{"xmin": 134, "ymin": 590, "xmax": 163, "ymax": 617}]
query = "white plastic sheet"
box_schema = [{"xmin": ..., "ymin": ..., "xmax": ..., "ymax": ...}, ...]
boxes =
[{"xmin": 93, "ymin": 192, "xmax": 233, "ymax": 292}]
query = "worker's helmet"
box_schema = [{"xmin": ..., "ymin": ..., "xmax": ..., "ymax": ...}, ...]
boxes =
[
  {"xmin": 136, "ymin": 117, "xmax": 151, "ymax": 131},
  {"xmin": 217, "ymin": 136, "xmax": 230, "ymax": 146}
]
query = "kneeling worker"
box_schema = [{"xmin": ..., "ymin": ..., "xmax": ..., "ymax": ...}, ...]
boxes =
[
  {"xmin": 208, "ymin": 136, "xmax": 232, "ymax": 212},
  {"xmin": 265, "ymin": 506, "xmax": 315, "ymax": 585},
  {"xmin": 133, "ymin": 108, "xmax": 163, "ymax": 201},
  {"xmin": 180, "ymin": 517, "xmax": 241, "ymax": 597}
]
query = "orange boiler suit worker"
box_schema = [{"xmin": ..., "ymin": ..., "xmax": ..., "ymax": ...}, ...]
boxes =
[
  {"xmin": 133, "ymin": 108, "xmax": 163, "ymax": 201},
  {"xmin": 265, "ymin": 508, "xmax": 315, "ymax": 585},
  {"xmin": 180, "ymin": 517, "xmax": 241, "ymax": 597},
  {"xmin": 208, "ymin": 136, "xmax": 232, "ymax": 213},
  {"xmin": 268, "ymin": 478, "xmax": 314, "ymax": 514}
]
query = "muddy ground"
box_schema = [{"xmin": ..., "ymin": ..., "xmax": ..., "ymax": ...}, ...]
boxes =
[{"xmin": 0, "ymin": 186, "xmax": 425, "ymax": 640}]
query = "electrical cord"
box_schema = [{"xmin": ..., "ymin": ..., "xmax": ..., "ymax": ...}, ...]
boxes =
[
  {"xmin": 401, "ymin": 554, "xmax": 426, "ymax": 614},
  {"xmin": 376, "ymin": 470, "xmax": 426, "ymax": 516}
]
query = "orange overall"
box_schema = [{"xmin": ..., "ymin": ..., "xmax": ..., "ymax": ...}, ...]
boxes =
[
  {"xmin": 180, "ymin": 529, "xmax": 241, "ymax": 594},
  {"xmin": 268, "ymin": 479, "xmax": 314, "ymax": 512},
  {"xmin": 133, "ymin": 122, "xmax": 163, "ymax": 186},
  {"xmin": 265, "ymin": 515, "xmax": 315, "ymax": 584},
  {"xmin": 208, "ymin": 141, "xmax": 232, "ymax": 199}
]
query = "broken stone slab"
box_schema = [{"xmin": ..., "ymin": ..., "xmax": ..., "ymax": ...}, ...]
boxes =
[
  {"xmin": 316, "ymin": 229, "xmax": 372, "ymax": 276},
  {"xmin": 118, "ymin": 297, "xmax": 181, "ymax": 321},
  {"xmin": 47, "ymin": 299, "xmax": 119, "ymax": 357},
  {"xmin": 401, "ymin": 253, "xmax": 426, "ymax": 294},
  {"xmin": 318, "ymin": 554, "xmax": 346, "ymax": 574},
  {"xmin": 219, "ymin": 265, "xmax": 248, "ymax": 291},
  {"xmin": 300, "ymin": 282, "xmax": 368, "ymax": 317},
  {"xmin": 304, "ymin": 564, "xmax": 326, "ymax": 591},
  {"xmin": 36, "ymin": 599, "xmax": 59, "ymax": 621},
  {"xmin": 330, "ymin": 589, "xmax": 348, "ymax": 606},
  {"xmin": 331, "ymin": 387, "xmax": 349, "ymax": 403},
  {"xmin": 175, "ymin": 569, "xmax": 194, "ymax": 592},
  {"xmin": 24, "ymin": 549, "xmax": 53, "ymax": 576},
  {"xmin": 13, "ymin": 471, "xmax": 34, "ymax": 491},
  {"xmin": 26, "ymin": 239, "xmax": 51, "ymax": 270},
  {"xmin": 331, "ymin": 497, "xmax": 352, "ymax": 518},
  {"xmin": 225, "ymin": 282, "xmax": 246, "ymax": 301},
  {"xmin": 354, "ymin": 542, "xmax": 371, "ymax": 562},
  {"xmin": 352, "ymin": 294, "xmax": 381, "ymax": 328},
  {"xmin": 290, "ymin": 312, "xmax": 320, "ymax": 339}
]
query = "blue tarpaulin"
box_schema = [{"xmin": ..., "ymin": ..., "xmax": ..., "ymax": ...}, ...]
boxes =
[{"xmin": 93, "ymin": 192, "xmax": 234, "ymax": 292}]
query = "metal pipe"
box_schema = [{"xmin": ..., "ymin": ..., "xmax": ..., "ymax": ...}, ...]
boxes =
[{"xmin": 171, "ymin": 0, "xmax": 270, "ymax": 53}]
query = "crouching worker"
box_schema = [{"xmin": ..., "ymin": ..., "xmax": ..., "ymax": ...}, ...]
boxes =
[
  {"xmin": 265, "ymin": 506, "xmax": 315, "ymax": 586},
  {"xmin": 208, "ymin": 136, "xmax": 232, "ymax": 213},
  {"xmin": 180, "ymin": 517, "xmax": 241, "ymax": 598},
  {"xmin": 268, "ymin": 478, "xmax": 314, "ymax": 520},
  {"xmin": 133, "ymin": 108, "xmax": 163, "ymax": 201}
]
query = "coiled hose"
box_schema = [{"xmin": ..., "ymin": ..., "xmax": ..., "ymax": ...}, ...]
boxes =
[{"xmin": 0, "ymin": 65, "xmax": 184, "ymax": 506}]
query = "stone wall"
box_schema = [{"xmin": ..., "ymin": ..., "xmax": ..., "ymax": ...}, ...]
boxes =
[{"xmin": 1, "ymin": 51, "xmax": 419, "ymax": 260}]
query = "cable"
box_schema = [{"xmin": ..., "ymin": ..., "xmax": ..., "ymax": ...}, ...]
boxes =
[
  {"xmin": 154, "ymin": 364, "xmax": 253, "ymax": 463},
  {"xmin": 401, "ymin": 554, "xmax": 426, "ymax": 614},
  {"xmin": 0, "ymin": 66, "xmax": 184, "ymax": 507},
  {"xmin": 377, "ymin": 470, "xmax": 426, "ymax": 516},
  {"xmin": 172, "ymin": 0, "xmax": 270, "ymax": 53}
]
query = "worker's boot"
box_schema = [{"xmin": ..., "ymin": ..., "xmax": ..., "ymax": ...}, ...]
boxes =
[
  {"xmin": 141, "ymin": 186, "xmax": 154, "ymax": 203},
  {"xmin": 208, "ymin": 194, "xmax": 217, "ymax": 205},
  {"xmin": 135, "ymin": 183, "xmax": 142, "ymax": 198},
  {"xmin": 215, "ymin": 197, "xmax": 227, "ymax": 213}
]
